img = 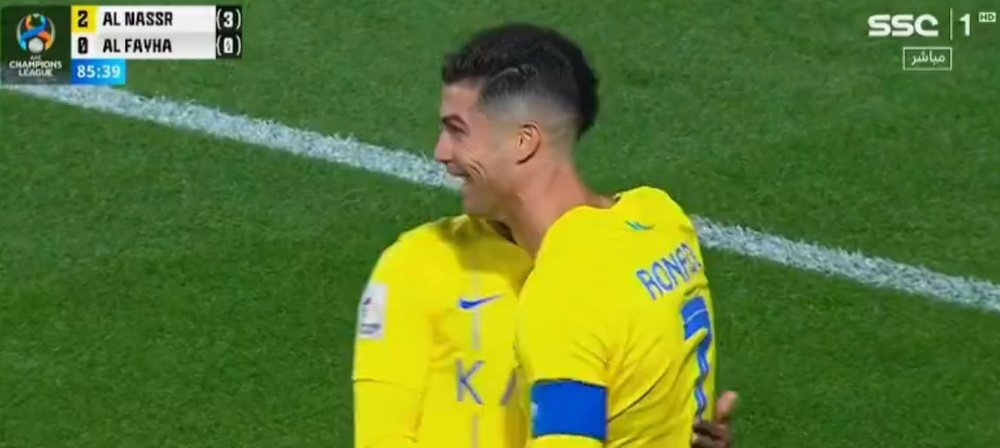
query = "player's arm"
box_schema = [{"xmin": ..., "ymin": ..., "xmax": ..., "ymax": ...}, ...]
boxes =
[
  {"xmin": 518, "ymin": 264, "xmax": 612, "ymax": 448},
  {"xmin": 353, "ymin": 240, "xmax": 435, "ymax": 448}
]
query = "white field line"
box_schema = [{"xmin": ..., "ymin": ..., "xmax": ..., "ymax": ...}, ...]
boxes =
[{"xmin": 6, "ymin": 85, "xmax": 1000, "ymax": 313}]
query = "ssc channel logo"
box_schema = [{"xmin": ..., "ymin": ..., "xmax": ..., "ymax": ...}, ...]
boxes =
[{"xmin": 17, "ymin": 14, "xmax": 56, "ymax": 54}]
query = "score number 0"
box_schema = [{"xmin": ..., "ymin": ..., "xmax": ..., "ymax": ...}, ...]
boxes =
[{"xmin": 216, "ymin": 35, "xmax": 242, "ymax": 56}]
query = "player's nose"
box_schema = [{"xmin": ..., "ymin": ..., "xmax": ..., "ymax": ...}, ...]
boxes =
[{"xmin": 433, "ymin": 133, "xmax": 452, "ymax": 164}]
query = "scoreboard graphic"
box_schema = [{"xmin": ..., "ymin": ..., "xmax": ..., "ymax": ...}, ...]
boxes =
[{"xmin": 1, "ymin": 4, "xmax": 243, "ymax": 86}]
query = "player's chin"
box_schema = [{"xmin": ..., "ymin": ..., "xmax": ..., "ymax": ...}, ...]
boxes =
[
  {"xmin": 461, "ymin": 197, "xmax": 486, "ymax": 217},
  {"xmin": 460, "ymin": 190, "xmax": 491, "ymax": 217}
]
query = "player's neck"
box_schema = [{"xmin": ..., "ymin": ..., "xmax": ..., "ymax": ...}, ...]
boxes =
[{"xmin": 500, "ymin": 162, "xmax": 611, "ymax": 256}]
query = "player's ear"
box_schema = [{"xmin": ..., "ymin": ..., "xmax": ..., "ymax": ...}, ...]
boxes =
[{"xmin": 514, "ymin": 121, "xmax": 542, "ymax": 163}]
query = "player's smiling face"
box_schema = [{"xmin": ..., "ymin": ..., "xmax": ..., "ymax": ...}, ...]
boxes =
[{"xmin": 435, "ymin": 81, "xmax": 520, "ymax": 218}]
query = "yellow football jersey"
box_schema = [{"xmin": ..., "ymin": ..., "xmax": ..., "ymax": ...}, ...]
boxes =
[
  {"xmin": 353, "ymin": 215, "xmax": 533, "ymax": 448},
  {"xmin": 517, "ymin": 186, "xmax": 716, "ymax": 448}
]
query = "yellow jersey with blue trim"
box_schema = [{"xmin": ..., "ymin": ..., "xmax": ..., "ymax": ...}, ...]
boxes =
[
  {"xmin": 353, "ymin": 215, "xmax": 533, "ymax": 448},
  {"xmin": 516, "ymin": 186, "xmax": 716, "ymax": 448}
]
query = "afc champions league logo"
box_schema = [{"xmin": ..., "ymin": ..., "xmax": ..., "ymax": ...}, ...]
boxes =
[{"xmin": 16, "ymin": 14, "xmax": 56, "ymax": 55}]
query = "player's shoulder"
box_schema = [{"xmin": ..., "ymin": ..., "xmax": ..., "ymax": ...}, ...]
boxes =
[
  {"xmin": 534, "ymin": 185, "xmax": 699, "ymax": 278},
  {"xmin": 393, "ymin": 214, "xmax": 491, "ymax": 249},
  {"xmin": 615, "ymin": 185, "xmax": 695, "ymax": 231},
  {"xmin": 529, "ymin": 214, "xmax": 620, "ymax": 287},
  {"xmin": 543, "ymin": 186, "xmax": 689, "ymax": 250},
  {"xmin": 377, "ymin": 214, "xmax": 496, "ymax": 265}
]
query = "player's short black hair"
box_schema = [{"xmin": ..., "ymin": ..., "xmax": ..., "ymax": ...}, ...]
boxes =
[{"xmin": 442, "ymin": 23, "xmax": 599, "ymax": 139}]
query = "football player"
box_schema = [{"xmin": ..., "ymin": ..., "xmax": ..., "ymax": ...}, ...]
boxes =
[
  {"xmin": 353, "ymin": 22, "xmax": 731, "ymax": 448},
  {"xmin": 430, "ymin": 23, "xmax": 719, "ymax": 447}
]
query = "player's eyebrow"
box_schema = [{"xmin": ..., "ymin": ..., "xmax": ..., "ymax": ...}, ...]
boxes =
[{"xmin": 441, "ymin": 114, "xmax": 467, "ymax": 131}]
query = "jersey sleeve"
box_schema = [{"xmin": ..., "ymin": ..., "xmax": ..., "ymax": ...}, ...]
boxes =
[
  {"xmin": 353, "ymin": 239, "xmax": 436, "ymax": 448},
  {"xmin": 354, "ymin": 382, "xmax": 422, "ymax": 448},
  {"xmin": 518, "ymin": 258, "xmax": 615, "ymax": 447}
]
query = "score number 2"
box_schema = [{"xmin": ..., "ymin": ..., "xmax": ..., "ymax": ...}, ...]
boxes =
[
  {"xmin": 681, "ymin": 296, "xmax": 713, "ymax": 420},
  {"xmin": 72, "ymin": 6, "xmax": 96, "ymax": 33}
]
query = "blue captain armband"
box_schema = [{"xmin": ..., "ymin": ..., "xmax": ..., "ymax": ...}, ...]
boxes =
[{"xmin": 531, "ymin": 380, "xmax": 608, "ymax": 441}]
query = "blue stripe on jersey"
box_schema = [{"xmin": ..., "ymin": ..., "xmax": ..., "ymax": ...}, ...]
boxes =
[
  {"xmin": 531, "ymin": 380, "xmax": 607, "ymax": 441},
  {"xmin": 682, "ymin": 296, "xmax": 713, "ymax": 418},
  {"xmin": 682, "ymin": 299, "xmax": 710, "ymax": 339}
]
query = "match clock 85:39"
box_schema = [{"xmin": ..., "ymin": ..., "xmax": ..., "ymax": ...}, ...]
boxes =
[{"xmin": 70, "ymin": 59, "xmax": 127, "ymax": 85}]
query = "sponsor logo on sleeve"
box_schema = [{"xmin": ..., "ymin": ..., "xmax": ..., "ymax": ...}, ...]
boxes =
[{"xmin": 357, "ymin": 282, "xmax": 387, "ymax": 340}]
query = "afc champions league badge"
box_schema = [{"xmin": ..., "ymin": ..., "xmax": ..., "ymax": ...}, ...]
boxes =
[
  {"xmin": 3, "ymin": 8, "xmax": 68, "ymax": 85},
  {"xmin": 17, "ymin": 14, "xmax": 56, "ymax": 55}
]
